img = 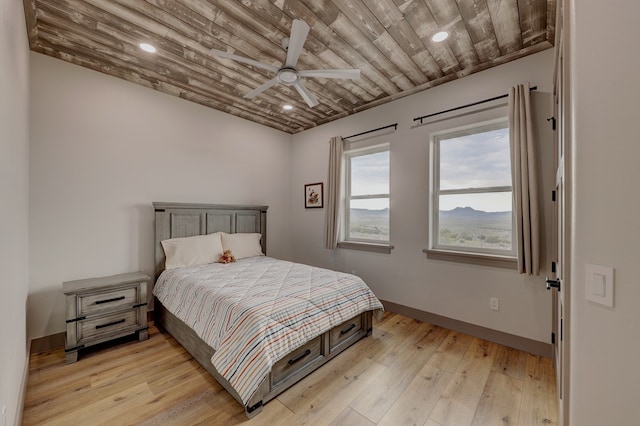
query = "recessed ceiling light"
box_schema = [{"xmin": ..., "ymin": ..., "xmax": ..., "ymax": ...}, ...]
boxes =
[
  {"xmin": 139, "ymin": 43, "xmax": 156, "ymax": 53},
  {"xmin": 283, "ymin": 104, "xmax": 294, "ymax": 110},
  {"xmin": 431, "ymin": 31, "xmax": 449, "ymax": 43}
]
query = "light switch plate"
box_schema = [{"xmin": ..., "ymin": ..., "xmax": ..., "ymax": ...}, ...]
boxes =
[{"xmin": 585, "ymin": 264, "xmax": 614, "ymax": 307}]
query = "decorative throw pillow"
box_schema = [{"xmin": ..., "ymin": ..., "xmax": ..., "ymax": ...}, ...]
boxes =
[{"xmin": 161, "ymin": 232, "xmax": 224, "ymax": 269}]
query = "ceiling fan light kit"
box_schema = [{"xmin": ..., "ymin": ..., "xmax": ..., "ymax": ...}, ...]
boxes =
[{"xmin": 210, "ymin": 19, "xmax": 361, "ymax": 108}]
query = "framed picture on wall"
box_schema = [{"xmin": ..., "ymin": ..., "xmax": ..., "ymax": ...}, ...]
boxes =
[{"xmin": 305, "ymin": 182, "xmax": 323, "ymax": 208}]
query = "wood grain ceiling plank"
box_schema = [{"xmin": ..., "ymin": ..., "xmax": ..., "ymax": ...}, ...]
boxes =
[
  {"xmin": 34, "ymin": 37, "xmax": 298, "ymax": 133},
  {"xmin": 335, "ymin": 0, "xmax": 386, "ymax": 41},
  {"xmin": 485, "ymin": 0, "xmax": 522, "ymax": 55},
  {"xmin": 171, "ymin": 0, "xmax": 358, "ymax": 113},
  {"xmin": 473, "ymin": 37, "xmax": 501, "ymax": 62},
  {"xmin": 329, "ymin": 0, "xmax": 428, "ymax": 87},
  {"xmin": 456, "ymin": 0, "xmax": 501, "ymax": 62},
  {"xmin": 264, "ymin": 2, "xmax": 390, "ymax": 106},
  {"xmin": 51, "ymin": 0, "xmax": 324, "ymax": 122},
  {"xmin": 313, "ymin": 7, "xmax": 412, "ymax": 90},
  {"xmin": 218, "ymin": 1, "xmax": 381, "ymax": 102},
  {"xmin": 363, "ymin": 0, "xmax": 428, "ymax": 56},
  {"xmin": 371, "ymin": 31, "xmax": 429, "ymax": 85},
  {"xmin": 517, "ymin": 0, "xmax": 548, "ymax": 47},
  {"xmin": 291, "ymin": 0, "xmax": 411, "ymax": 93},
  {"xmin": 411, "ymin": 50, "xmax": 445, "ymax": 81},
  {"xmin": 33, "ymin": 3, "xmax": 315, "ymax": 131},
  {"xmin": 397, "ymin": 0, "xmax": 461, "ymax": 75},
  {"xmin": 424, "ymin": 0, "xmax": 480, "ymax": 68},
  {"xmin": 145, "ymin": 0, "xmax": 336, "ymax": 115},
  {"xmin": 200, "ymin": 0, "xmax": 371, "ymax": 108},
  {"xmin": 23, "ymin": 0, "xmax": 40, "ymax": 48},
  {"xmin": 116, "ymin": 0, "xmax": 347, "ymax": 117},
  {"xmin": 249, "ymin": 0, "xmax": 401, "ymax": 98},
  {"xmin": 546, "ymin": 0, "xmax": 557, "ymax": 44}
]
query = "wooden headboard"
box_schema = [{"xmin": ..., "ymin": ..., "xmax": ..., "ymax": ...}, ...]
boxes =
[{"xmin": 153, "ymin": 202, "xmax": 268, "ymax": 279}]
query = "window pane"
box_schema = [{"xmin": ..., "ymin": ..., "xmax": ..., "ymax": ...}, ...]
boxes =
[
  {"xmin": 438, "ymin": 192, "xmax": 512, "ymax": 250},
  {"xmin": 440, "ymin": 126, "xmax": 511, "ymax": 190},
  {"xmin": 349, "ymin": 198, "xmax": 389, "ymax": 241},
  {"xmin": 351, "ymin": 150, "xmax": 389, "ymax": 196}
]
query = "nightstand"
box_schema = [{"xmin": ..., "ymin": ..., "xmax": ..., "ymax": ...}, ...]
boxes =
[{"xmin": 63, "ymin": 272, "xmax": 150, "ymax": 364}]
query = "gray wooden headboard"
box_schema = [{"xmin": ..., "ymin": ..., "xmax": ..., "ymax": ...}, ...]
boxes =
[{"xmin": 153, "ymin": 202, "xmax": 268, "ymax": 279}]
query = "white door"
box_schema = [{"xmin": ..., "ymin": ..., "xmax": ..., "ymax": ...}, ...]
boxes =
[{"xmin": 550, "ymin": 12, "xmax": 569, "ymax": 423}]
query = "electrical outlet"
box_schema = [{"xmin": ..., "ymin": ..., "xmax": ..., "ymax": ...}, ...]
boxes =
[{"xmin": 490, "ymin": 297, "xmax": 499, "ymax": 311}]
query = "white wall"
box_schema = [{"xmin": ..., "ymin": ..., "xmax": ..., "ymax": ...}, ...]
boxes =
[
  {"xmin": 291, "ymin": 50, "xmax": 556, "ymax": 344},
  {"xmin": 0, "ymin": 0, "xmax": 30, "ymax": 424},
  {"xmin": 569, "ymin": 1, "xmax": 640, "ymax": 424},
  {"xmin": 28, "ymin": 53, "xmax": 293, "ymax": 339}
]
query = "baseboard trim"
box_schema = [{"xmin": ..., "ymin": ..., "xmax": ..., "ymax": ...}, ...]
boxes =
[
  {"xmin": 30, "ymin": 332, "xmax": 65, "ymax": 354},
  {"xmin": 380, "ymin": 299, "xmax": 552, "ymax": 358},
  {"xmin": 16, "ymin": 340, "xmax": 30, "ymax": 426}
]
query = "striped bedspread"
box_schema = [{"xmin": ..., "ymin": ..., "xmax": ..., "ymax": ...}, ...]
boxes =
[{"xmin": 153, "ymin": 256, "xmax": 384, "ymax": 404}]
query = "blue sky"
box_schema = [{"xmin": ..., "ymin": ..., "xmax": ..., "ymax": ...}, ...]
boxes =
[
  {"xmin": 347, "ymin": 126, "xmax": 513, "ymax": 213},
  {"xmin": 439, "ymin": 126, "xmax": 512, "ymax": 212}
]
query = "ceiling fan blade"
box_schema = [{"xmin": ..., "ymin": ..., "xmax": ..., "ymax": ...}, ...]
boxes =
[
  {"xmin": 294, "ymin": 81, "xmax": 319, "ymax": 108},
  {"xmin": 210, "ymin": 49, "xmax": 279, "ymax": 73},
  {"xmin": 243, "ymin": 78, "xmax": 279, "ymax": 99},
  {"xmin": 298, "ymin": 69, "xmax": 361, "ymax": 80},
  {"xmin": 285, "ymin": 19, "xmax": 310, "ymax": 68}
]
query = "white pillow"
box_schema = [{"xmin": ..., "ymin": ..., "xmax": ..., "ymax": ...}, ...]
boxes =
[
  {"xmin": 220, "ymin": 233, "xmax": 264, "ymax": 260},
  {"xmin": 161, "ymin": 233, "xmax": 224, "ymax": 270}
]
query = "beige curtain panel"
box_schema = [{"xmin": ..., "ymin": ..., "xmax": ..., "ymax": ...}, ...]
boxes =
[
  {"xmin": 324, "ymin": 136, "xmax": 343, "ymax": 249},
  {"xmin": 509, "ymin": 83, "xmax": 541, "ymax": 275}
]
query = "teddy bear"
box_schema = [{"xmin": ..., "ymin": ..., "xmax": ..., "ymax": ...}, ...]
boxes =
[{"xmin": 219, "ymin": 249, "xmax": 236, "ymax": 264}]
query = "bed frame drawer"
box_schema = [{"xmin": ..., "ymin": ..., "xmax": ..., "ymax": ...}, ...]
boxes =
[
  {"xmin": 329, "ymin": 314, "xmax": 364, "ymax": 352},
  {"xmin": 271, "ymin": 335, "xmax": 324, "ymax": 386}
]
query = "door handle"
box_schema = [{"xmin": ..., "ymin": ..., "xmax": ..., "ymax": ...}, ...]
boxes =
[{"xmin": 546, "ymin": 277, "xmax": 561, "ymax": 291}]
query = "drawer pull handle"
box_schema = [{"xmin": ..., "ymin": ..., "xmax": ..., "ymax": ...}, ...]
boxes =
[
  {"xmin": 287, "ymin": 349, "xmax": 311, "ymax": 366},
  {"xmin": 95, "ymin": 296, "xmax": 125, "ymax": 305},
  {"xmin": 340, "ymin": 323, "xmax": 356, "ymax": 335},
  {"xmin": 95, "ymin": 319, "xmax": 125, "ymax": 329}
]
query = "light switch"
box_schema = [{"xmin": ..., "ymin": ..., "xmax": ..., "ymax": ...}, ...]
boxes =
[
  {"xmin": 592, "ymin": 273, "xmax": 606, "ymax": 297},
  {"xmin": 585, "ymin": 264, "xmax": 614, "ymax": 308}
]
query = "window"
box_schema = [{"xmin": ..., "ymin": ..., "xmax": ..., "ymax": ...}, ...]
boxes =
[
  {"xmin": 430, "ymin": 119, "xmax": 515, "ymax": 260},
  {"xmin": 342, "ymin": 143, "xmax": 390, "ymax": 245}
]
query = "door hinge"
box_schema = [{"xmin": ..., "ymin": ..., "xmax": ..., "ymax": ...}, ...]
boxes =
[
  {"xmin": 551, "ymin": 332, "xmax": 556, "ymax": 344},
  {"xmin": 551, "ymin": 261, "xmax": 556, "ymax": 273},
  {"xmin": 552, "ymin": 190, "xmax": 556, "ymax": 202},
  {"xmin": 547, "ymin": 116, "xmax": 557, "ymax": 130}
]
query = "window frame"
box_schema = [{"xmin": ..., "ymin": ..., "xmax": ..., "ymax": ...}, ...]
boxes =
[
  {"xmin": 429, "ymin": 118, "xmax": 517, "ymax": 263},
  {"xmin": 340, "ymin": 142, "xmax": 391, "ymax": 247}
]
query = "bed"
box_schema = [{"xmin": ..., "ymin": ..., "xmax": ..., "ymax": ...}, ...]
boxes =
[{"xmin": 152, "ymin": 202, "xmax": 383, "ymax": 418}]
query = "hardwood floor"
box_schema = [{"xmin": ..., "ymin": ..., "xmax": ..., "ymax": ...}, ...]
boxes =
[{"xmin": 23, "ymin": 312, "xmax": 557, "ymax": 425}]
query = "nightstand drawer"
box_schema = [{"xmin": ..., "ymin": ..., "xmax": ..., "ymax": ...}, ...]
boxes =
[
  {"xmin": 78, "ymin": 286, "xmax": 138, "ymax": 316},
  {"xmin": 78, "ymin": 309, "xmax": 140, "ymax": 341}
]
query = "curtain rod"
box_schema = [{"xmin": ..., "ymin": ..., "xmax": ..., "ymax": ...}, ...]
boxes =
[
  {"xmin": 344, "ymin": 123, "xmax": 397, "ymax": 140},
  {"xmin": 413, "ymin": 86, "xmax": 537, "ymax": 124}
]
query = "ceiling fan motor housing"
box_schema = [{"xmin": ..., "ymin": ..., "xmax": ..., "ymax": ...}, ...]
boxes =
[{"xmin": 277, "ymin": 68, "xmax": 299, "ymax": 85}]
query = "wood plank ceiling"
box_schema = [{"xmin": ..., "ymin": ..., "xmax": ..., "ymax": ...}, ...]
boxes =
[{"xmin": 23, "ymin": 0, "xmax": 556, "ymax": 134}]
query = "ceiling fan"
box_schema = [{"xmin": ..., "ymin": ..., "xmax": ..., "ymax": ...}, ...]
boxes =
[{"xmin": 210, "ymin": 19, "xmax": 361, "ymax": 108}]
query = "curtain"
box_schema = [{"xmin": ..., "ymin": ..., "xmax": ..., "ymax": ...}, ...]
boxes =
[
  {"xmin": 324, "ymin": 136, "xmax": 343, "ymax": 249},
  {"xmin": 509, "ymin": 83, "xmax": 540, "ymax": 275}
]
